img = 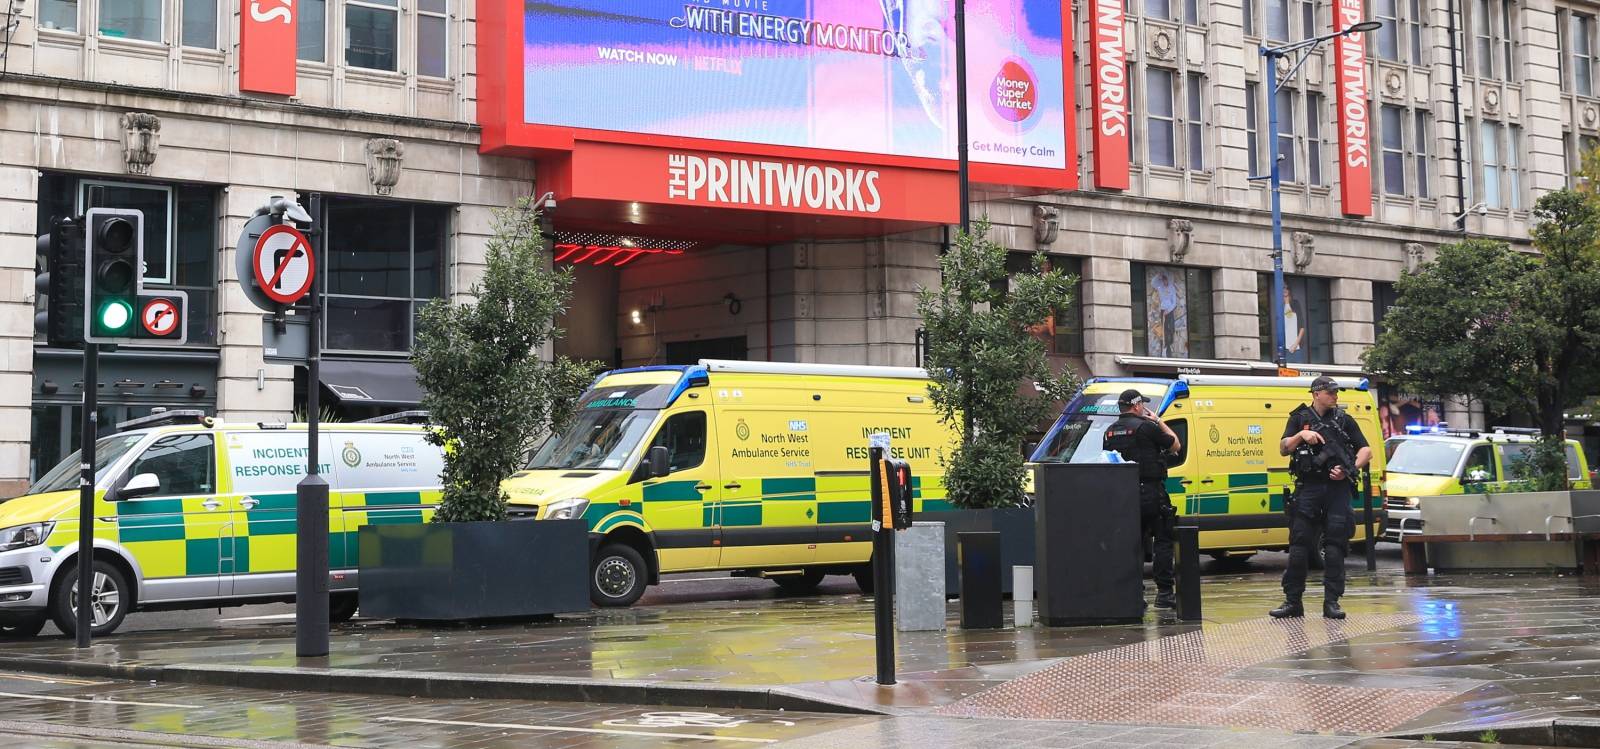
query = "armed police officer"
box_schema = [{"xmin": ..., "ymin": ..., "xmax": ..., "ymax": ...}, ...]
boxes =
[
  {"xmin": 1103, "ymin": 389, "xmax": 1181, "ymax": 610},
  {"xmin": 1271, "ymin": 376, "xmax": 1372, "ymax": 620}
]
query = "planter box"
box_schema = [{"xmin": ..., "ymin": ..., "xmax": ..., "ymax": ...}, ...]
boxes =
[
  {"xmin": 358, "ymin": 519, "xmax": 589, "ymax": 621},
  {"xmin": 1418, "ymin": 490, "xmax": 1600, "ymax": 571},
  {"xmin": 913, "ymin": 506, "xmax": 1035, "ymax": 597}
]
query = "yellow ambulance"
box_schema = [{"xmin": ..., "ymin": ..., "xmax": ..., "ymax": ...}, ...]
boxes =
[
  {"xmin": 504, "ymin": 360, "xmax": 957, "ymax": 606},
  {"xmin": 0, "ymin": 410, "xmax": 441, "ymax": 638},
  {"xmin": 1029, "ymin": 375, "xmax": 1388, "ymax": 559}
]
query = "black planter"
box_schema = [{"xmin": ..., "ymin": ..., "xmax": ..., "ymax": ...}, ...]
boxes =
[
  {"xmin": 913, "ymin": 506, "xmax": 1036, "ymax": 597},
  {"xmin": 358, "ymin": 519, "xmax": 589, "ymax": 621}
]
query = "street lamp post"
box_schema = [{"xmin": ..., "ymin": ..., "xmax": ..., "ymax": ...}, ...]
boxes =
[{"xmin": 1260, "ymin": 20, "xmax": 1381, "ymax": 367}]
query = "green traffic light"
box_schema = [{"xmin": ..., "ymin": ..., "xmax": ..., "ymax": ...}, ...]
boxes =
[{"xmin": 98, "ymin": 300, "xmax": 132, "ymax": 332}]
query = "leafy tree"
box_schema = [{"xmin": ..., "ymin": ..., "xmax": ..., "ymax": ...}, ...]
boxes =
[
  {"xmin": 412, "ymin": 197, "xmax": 599, "ymax": 523},
  {"xmin": 918, "ymin": 221, "xmax": 1080, "ymax": 509},
  {"xmin": 1364, "ymin": 189, "xmax": 1600, "ymax": 486}
]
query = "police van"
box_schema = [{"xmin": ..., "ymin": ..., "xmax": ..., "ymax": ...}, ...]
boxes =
[
  {"xmin": 1382, "ymin": 426, "xmax": 1593, "ymax": 542},
  {"xmin": 1030, "ymin": 375, "xmax": 1388, "ymax": 559},
  {"xmin": 0, "ymin": 411, "xmax": 441, "ymax": 637},
  {"xmin": 503, "ymin": 360, "xmax": 958, "ymax": 607}
]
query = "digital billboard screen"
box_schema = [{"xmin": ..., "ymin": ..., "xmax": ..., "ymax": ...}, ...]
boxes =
[{"xmin": 522, "ymin": 1, "xmax": 1068, "ymax": 171}]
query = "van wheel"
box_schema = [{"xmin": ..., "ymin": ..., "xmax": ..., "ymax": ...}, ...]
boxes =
[
  {"xmin": 329, "ymin": 593, "xmax": 359, "ymax": 623},
  {"xmin": 591, "ymin": 544, "xmax": 647, "ymax": 607},
  {"xmin": 852, "ymin": 564, "xmax": 874, "ymax": 595},
  {"xmin": 51, "ymin": 560, "xmax": 130, "ymax": 638},
  {"xmin": 772, "ymin": 569, "xmax": 825, "ymax": 595},
  {"xmin": 0, "ymin": 614, "xmax": 47, "ymax": 639}
]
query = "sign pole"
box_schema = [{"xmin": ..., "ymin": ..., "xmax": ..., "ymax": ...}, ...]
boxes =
[
  {"xmin": 869, "ymin": 433, "xmax": 895, "ymax": 686},
  {"xmin": 74, "ymin": 343, "xmax": 97, "ymax": 648},
  {"xmin": 295, "ymin": 193, "xmax": 330, "ymax": 658}
]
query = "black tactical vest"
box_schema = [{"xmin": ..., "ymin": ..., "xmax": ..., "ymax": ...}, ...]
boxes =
[{"xmin": 1103, "ymin": 413, "xmax": 1167, "ymax": 483}]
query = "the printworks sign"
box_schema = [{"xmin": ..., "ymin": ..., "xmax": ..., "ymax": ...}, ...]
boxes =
[
  {"xmin": 509, "ymin": 1, "xmax": 1070, "ymax": 173},
  {"xmin": 1088, "ymin": 0, "xmax": 1129, "ymax": 190},
  {"xmin": 1333, "ymin": 0, "xmax": 1373, "ymax": 216}
]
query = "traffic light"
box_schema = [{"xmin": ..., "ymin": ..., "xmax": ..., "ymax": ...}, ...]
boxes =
[
  {"xmin": 85, "ymin": 208, "xmax": 141, "ymax": 342},
  {"xmin": 34, "ymin": 216, "xmax": 86, "ymax": 348}
]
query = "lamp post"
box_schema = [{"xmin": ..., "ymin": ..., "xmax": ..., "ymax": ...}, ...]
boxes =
[
  {"xmin": 955, "ymin": 0, "xmax": 971, "ymax": 233},
  {"xmin": 1260, "ymin": 20, "xmax": 1381, "ymax": 367}
]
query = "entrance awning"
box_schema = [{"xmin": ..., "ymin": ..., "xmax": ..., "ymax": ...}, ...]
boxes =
[
  {"xmin": 319, "ymin": 358, "xmax": 423, "ymax": 407},
  {"xmin": 1114, "ymin": 356, "xmax": 1368, "ymax": 378}
]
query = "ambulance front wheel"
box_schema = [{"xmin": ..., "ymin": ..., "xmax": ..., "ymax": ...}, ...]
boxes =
[
  {"xmin": 591, "ymin": 543, "xmax": 647, "ymax": 607},
  {"xmin": 50, "ymin": 559, "xmax": 130, "ymax": 638},
  {"xmin": 852, "ymin": 564, "xmax": 874, "ymax": 595},
  {"xmin": 329, "ymin": 593, "xmax": 359, "ymax": 623}
]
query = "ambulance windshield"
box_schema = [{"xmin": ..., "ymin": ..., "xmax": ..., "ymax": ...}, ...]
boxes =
[
  {"xmin": 528, "ymin": 408, "xmax": 657, "ymax": 471},
  {"xmin": 29, "ymin": 434, "xmax": 146, "ymax": 495},
  {"xmin": 1386, "ymin": 440, "xmax": 1466, "ymax": 476},
  {"xmin": 1033, "ymin": 393, "xmax": 1125, "ymax": 464}
]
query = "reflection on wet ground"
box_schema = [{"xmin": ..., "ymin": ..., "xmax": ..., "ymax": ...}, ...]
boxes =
[{"xmin": 2, "ymin": 555, "xmax": 1598, "ymax": 739}]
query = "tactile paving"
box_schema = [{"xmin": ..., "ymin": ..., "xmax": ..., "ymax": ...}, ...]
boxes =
[{"xmin": 938, "ymin": 613, "xmax": 1463, "ymax": 733}]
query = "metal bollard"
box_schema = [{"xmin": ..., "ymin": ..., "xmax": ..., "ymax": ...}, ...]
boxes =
[
  {"xmin": 958, "ymin": 532, "xmax": 1003, "ymax": 629},
  {"xmin": 1174, "ymin": 525, "xmax": 1201, "ymax": 622},
  {"xmin": 1012, "ymin": 565, "xmax": 1034, "ymax": 628}
]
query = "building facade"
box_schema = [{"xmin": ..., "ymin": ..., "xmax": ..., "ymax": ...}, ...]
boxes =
[{"xmin": 0, "ymin": 0, "xmax": 1590, "ymax": 493}]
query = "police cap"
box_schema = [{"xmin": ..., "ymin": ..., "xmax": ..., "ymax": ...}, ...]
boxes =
[
  {"xmin": 1309, "ymin": 375, "xmax": 1342, "ymax": 393},
  {"xmin": 1117, "ymin": 388, "xmax": 1149, "ymax": 406}
]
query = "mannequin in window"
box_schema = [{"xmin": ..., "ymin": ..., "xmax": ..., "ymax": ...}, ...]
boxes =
[{"xmin": 1282, "ymin": 285, "xmax": 1306, "ymax": 363}]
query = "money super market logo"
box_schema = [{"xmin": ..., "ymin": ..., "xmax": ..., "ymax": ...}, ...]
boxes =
[{"xmin": 991, "ymin": 58, "xmax": 1038, "ymax": 124}]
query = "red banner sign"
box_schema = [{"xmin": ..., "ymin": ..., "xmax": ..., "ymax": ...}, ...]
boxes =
[
  {"xmin": 1089, "ymin": 0, "xmax": 1130, "ymax": 190},
  {"xmin": 1333, "ymin": 0, "xmax": 1372, "ymax": 216},
  {"xmin": 567, "ymin": 142, "xmax": 958, "ymax": 224},
  {"xmin": 239, "ymin": 0, "xmax": 297, "ymax": 95}
]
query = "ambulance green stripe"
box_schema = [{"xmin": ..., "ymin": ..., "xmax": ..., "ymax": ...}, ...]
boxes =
[
  {"xmin": 116, "ymin": 516, "xmax": 186, "ymax": 543},
  {"xmin": 361, "ymin": 491, "xmax": 424, "ymax": 506},
  {"xmin": 721, "ymin": 504, "xmax": 762, "ymax": 527},
  {"xmin": 817, "ymin": 501, "xmax": 870, "ymax": 524},
  {"xmin": 1229, "ymin": 473, "xmax": 1268, "ymax": 487},
  {"xmin": 761, "ymin": 477, "xmax": 816, "ymax": 495},
  {"xmin": 642, "ymin": 480, "xmax": 702, "ymax": 502}
]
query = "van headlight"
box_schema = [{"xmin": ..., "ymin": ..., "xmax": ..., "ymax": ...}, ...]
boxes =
[
  {"xmin": 544, "ymin": 498, "xmax": 591, "ymax": 520},
  {"xmin": 1404, "ymin": 496, "xmax": 1420, "ymax": 508},
  {"xmin": 0, "ymin": 522, "xmax": 53, "ymax": 552}
]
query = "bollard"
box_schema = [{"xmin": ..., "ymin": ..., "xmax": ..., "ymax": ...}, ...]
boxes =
[
  {"xmin": 1174, "ymin": 524, "xmax": 1202, "ymax": 622},
  {"xmin": 1012, "ymin": 565, "xmax": 1034, "ymax": 627},
  {"xmin": 1362, "ymin": 468, "xmax": 1377, "ymax": 572},
  {"xmin": 958, "ymin": 532, "xmax": 1002, "ymax": 629}
]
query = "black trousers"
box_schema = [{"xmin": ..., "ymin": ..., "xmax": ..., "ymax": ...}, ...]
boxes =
[
  {"xmin": 1281, "ymin": 480, "xmax": 1354, "ymax": 601},
  {"xmin": 1139, "ymin": 482, "xmax": 1175, "ymax": 594}
]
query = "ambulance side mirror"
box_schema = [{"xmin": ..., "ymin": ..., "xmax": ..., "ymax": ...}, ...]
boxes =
[
  {"xmin": 647, "ymin": 445, "xmax": 671, "ymax": 478},
  {"xmin": 118, "ymin": 473, "xmax": 161, "ymax": 500}
]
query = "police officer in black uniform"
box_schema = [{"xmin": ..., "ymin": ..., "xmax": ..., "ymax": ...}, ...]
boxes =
[
  {"xmin": 1103, "ymin": 389, "xmax": 1181, "ymax": 610},
  {"xmin": 1271, "ymin": 376, "xmax": 1372, "ymax": 620}
]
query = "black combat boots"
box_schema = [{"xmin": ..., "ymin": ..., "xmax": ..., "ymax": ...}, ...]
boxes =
[
  {"xmin": 1269, "ymin": 599, "xmax": 1305, "ymax": 618},
  {"xmin": 1323, "ymin": 599, "xmax": 1346, "ymax": 619}
]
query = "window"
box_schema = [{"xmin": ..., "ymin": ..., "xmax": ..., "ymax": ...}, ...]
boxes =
[
  {"xmin": 1307, "ymin": 92, "xmax": 1325, "ymax": 185},
  {"xmin": 1244, "ymin": 0, "xmax": 1256, "ymax": 36},
  {"xmin": 39, "ymin": 0, "xmax": 77, "ymax": 31},
  {"xmin": 649, "ymin": 411, "xmax": 707, "ymax": 474},
  {"xmin": 1145, "ymin": 0, "xmax": 1171, "ymax": 21},
  {"xmin": 1476, "ymin": 119, "xmax": 1522, "ymax": 210},
  {"xmin": 1470, "ymin": 0, "xmax": 1518, "ymax": 80},
  {"xmin": 299, "ymin": 0, "xmax": 327, "ymax": 61},
  {"xmin": 181, "ymin": 0, "xmax": 217, "ymax": 48},
  {"xmin": 1276, "ymin": 88, "xmax": 1297, "ymax": 183},
  {"xmin": 1372, "ymin": 281, "xmax": 1400, "ymax": 338},
  {"xmin": 99, "ymin": 0, "xmax": 161, "ymax": 41},
  {"xmin": 321, "ymin": 198, "xmax": 448, "ymax": 352},
  {"xmin": 1132, "ymin": 264, "xmax": 1214, "ymax": 359},
  {"xmin": 1184, "ymin": 0, "xmax": 1199, "ymax": 25},
  {"xmin": 1266, "ymin": 0, "xmax": 1290, "ymax": 42},
  {"xmin": 1572, "ymin": 13, "xmax": 1594, "ymax": 96},
  {"xmin": 1258, "ymin": 274, "xmax": 1333, "ymax": 364},
  {"xmin": 1464, "ymin": 445, "xmax": 1497, "ymax": 483},
  {"xmin": 346, "ymin": 0, "xmax": 398, "ymax": 71},
  {"xmin": 417, "ymin": 0, "xmax": 448, "ymax": 77},
  {"xmin": 1416, "ymin": 112, "xmax": 1432, "ymax": 199},
  {"xmin": 1146, "ymin": 68, "xmax": 1177, "ymax": 167},
  {"xmin": 1409, "ymin": 0, "xmax": 1425, "ymax": 65},
  {"xmin": 1376, "ymin": 0, "xmax": 1401, "ymax": 60},
  {"xmin": 1004, "ymin": 253, "xmax": 1085, "ymax": 355},
  {"xmin": 126, "ymin": 434, "xmax": 215, "ymax": 497},
  {"xmin": 1186, "ymin": 72, "xmax": 1205, "ymax": 170},
  {"xmin": 1246, "ymin": 82, "xmax": 1260, "ymax": 174},
  {"xmin": 41, "ymin": 175, "xmax": 219, "ymax": 346},
  {"xmin": 1381, "ymin": 105, "xmax": 1406, "ymax": 195}
]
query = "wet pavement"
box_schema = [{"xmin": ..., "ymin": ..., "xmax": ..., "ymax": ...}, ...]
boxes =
[{"xmin": 2, "ymin": 550, "xmax": 1598, "ymax": 743}]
